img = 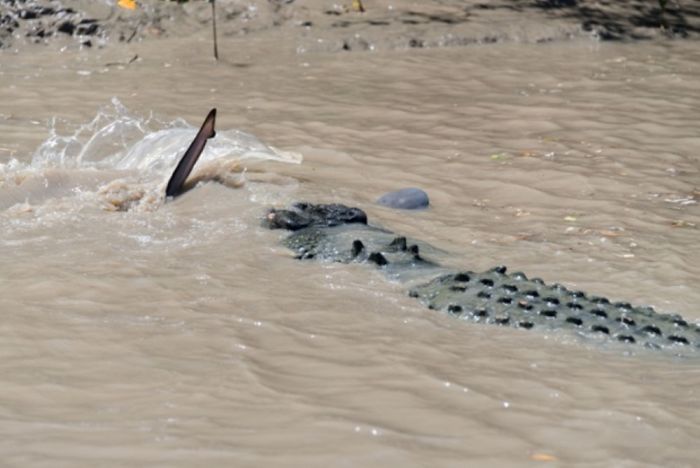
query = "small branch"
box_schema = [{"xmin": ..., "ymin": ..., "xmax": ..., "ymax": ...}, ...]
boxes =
[{"xmin": 211, "ymin": 0, "xmax": 219, "ymax": 61}]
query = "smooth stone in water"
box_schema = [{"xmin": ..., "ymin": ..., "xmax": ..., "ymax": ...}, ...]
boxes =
[{"xmin": 377, "ymin": 188, "xmax": 429, "ymax": 210}]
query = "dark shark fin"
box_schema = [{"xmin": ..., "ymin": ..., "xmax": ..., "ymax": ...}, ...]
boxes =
[{"xmin": 165, "ymin": 108, "xmax": 217, "ymax": 198}]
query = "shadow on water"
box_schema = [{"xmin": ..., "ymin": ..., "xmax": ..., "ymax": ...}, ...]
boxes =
[
  {"xmin": 330, "ymin": 0, "xmax": 700, "ymax": 45},
  {"xmin": 527, "ymin": 0, "xmax": 700, "ymax": 39},
  {"xmin": 471, "ymin": 0, "xmax": 699, "ymax": 39}
]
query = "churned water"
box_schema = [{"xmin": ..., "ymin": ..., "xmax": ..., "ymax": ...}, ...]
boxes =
[{"xmin": 0, "ymin": 32, "xmax": 699, "ymax": 467}]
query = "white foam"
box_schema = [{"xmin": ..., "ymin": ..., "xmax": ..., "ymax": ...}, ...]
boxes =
[
  {"xmin": 30, "ymin": 97, "xmax": 302, "ymax": 173},
  {"xmin": 1, "ymin": 98, "xmax": 302, "ymax": 212}
]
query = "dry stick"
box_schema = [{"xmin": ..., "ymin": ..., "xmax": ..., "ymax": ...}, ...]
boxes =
[{"xmin": 211, "ymin": 0, "xmax": 219, "ymax": 61}]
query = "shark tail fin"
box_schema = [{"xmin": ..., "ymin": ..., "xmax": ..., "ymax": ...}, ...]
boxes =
[{"xmin": 165, "ymin": 108, "xmax": 217, "ymax": 198}]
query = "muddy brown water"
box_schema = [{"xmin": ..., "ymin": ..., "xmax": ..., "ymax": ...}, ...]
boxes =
[{"xmin": 1, "ymin": 33, "xmax": 699, "ymax": 467}]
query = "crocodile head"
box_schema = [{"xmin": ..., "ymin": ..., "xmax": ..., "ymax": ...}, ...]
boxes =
[{"xmin": 263, "ymin": 202, "xmax": 368, "ymax": 231}]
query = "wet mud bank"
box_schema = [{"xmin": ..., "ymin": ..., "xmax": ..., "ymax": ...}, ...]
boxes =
[
  {"xmin": 2, "ymin": 0, "xmax": 699, "ymax": 53},
  {"xmin": 0, "ymin": 0, "xmax": 186, "ymax": 49}
]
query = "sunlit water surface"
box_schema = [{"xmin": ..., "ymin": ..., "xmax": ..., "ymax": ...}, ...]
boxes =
[{"xmin": 0, "ymin": 36, "xmax": 699, "ymax": 467}]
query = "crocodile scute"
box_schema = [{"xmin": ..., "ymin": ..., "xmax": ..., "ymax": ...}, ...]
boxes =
[{"xmin": 265, "ymin": 202, "xmax": 700, "ymax": 353}]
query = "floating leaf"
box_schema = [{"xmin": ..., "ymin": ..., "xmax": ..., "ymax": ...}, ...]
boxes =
[
  {"xmin": 599, "ymin": 229, "xmax": 622, "ymax": 237},
  {"xmin": 352, "ymin": 0, "xmax": 366, "ymax": 12},
  {"xmin": 671, "ymin": 220, "xmax": 697, "ymax": 228},
  {"xmin": 118, "ymin": 0, "xmax": 136, "ymax": 10},
  {"xmin": 531, "ymin": 453, "xmax": 558, "ymax": 462},
  {"xmin": 564, "ymin": 215, "xmax": 577, "ymax": 222}
]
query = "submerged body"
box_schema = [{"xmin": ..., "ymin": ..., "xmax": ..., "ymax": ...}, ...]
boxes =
[{"xmin": 265, "ymin": 203, "xmax": 700, "ymax": 353}]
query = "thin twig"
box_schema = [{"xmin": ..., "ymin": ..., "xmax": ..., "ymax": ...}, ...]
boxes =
[{"xmin": 211, "ymin": 0, "xmax": 219, "ymax": 61}]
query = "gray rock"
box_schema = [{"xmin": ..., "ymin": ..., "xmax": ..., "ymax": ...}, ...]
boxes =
[{"xmin": 377, "ymin": 187, "xmax": 429, "ymax": 210}]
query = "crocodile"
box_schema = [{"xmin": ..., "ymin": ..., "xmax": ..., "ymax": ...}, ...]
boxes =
[
  {"xmin": 264, "ymin": 202, "xmax": 700, "ymax": 353},
  {"xmin": 164, "ymin": 110, "xmax": 698, "ymax": 353}
]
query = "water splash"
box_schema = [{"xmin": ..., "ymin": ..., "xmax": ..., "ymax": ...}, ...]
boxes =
[
  {"xmin": 31, "ymin": 97, "xmax": 302, "ymax": 172},
  {"xmin": 0, "ymin": 98, "xmax": 302, "ymax": 212}
]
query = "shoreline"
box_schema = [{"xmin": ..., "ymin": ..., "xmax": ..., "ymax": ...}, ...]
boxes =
[{"xmin": 1, "ymin": 0, "xmax": 699, "ymax": 55}]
